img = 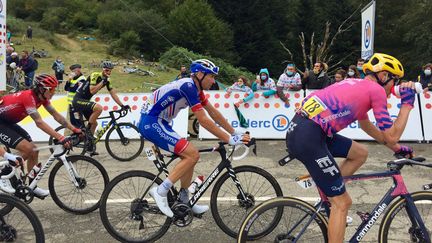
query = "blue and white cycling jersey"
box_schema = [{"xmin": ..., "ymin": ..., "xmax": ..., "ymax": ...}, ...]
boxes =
[
  {"xmin": 141, "ymin": 78, "xmax": 208, "ymax": 122},
  {"xmin": 139, "ymin": 78, "xmax": 208, "ymax": 154}
]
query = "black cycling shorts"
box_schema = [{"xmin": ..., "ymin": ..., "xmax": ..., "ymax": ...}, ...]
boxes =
[
  {"xmin": 72, "ymin": 98, "xmax": 96, "ymax": 121},
  {"xmin": 68, "ymin": 105, "xmax": 92, "ymax": 128},
  {"xmin": 0, "ymin": 121, "xmax": 32, "ymax": 148},
  {"xmin": 286, "ymin": 114, "xmax": 353, "ymax": 197}
]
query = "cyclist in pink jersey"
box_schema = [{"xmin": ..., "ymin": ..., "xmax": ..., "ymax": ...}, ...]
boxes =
[
  {"xmin": 0, "ymin": 74, "xmax": 81, "ymax": 197},
  {"xmin": 286, "ymin": 53, "xmax": 417, "ymax": 242}
]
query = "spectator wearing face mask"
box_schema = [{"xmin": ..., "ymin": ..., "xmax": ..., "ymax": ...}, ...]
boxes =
[
  {"xmin": 226, "ymin": 76, "xmax": 254, "ymax": 107},
  {"xmin": 331, "ymin": 69, "xmax": 347, "ymax": 85},
  {"xmin": 418, "ymin": 63, "xmax": 432, "ymax": 91},
  {"xmin": 252, "ymin": 68, "xmax": 277, "ymax": 97},
  {"xmin": 302, "ymin": 62, "xmax": 331, "ymax": 89},
  {"xmin": 347, "ymin": 65, "xmax": 361, "ymax": 79},
  {"xmin": 357, "ymin": 58, "xmax": 366, "ymax": 78},
  {"xmin": 276, "ymin": 63, "xmax": 301, "ymax": 107}
]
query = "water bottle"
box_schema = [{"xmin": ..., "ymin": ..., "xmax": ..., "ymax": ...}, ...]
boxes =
[
  {"xmin": 391, "ymin": 82, "xmax": 423, "ymax": 97},
  {"xmin": 188, "ymin": 175, "xmax": 204, "ymax": 194},
  {"xmin": 28, "ymin": 163, "xmax": 42, "ymax": 182}
]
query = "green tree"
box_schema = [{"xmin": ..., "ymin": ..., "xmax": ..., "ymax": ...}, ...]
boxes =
[{"xmin": 167, "ymin": 0, "xmax": 236, "ymax": 62}]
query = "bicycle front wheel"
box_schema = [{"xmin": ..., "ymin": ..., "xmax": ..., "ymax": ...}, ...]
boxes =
[
  {"xmin": 0, "ymin": 194, "xmax": 45, "ymax": 243},
  {"xmin": 211, "ymin": 165, "xmax": 283, "ymax": 239},
  {"xmin": 48, "ymin": 155, "xmax": 109, "ymax": 214},
  {"xmin": 379, "ymin": 191, "xmax": 432, "ymax": 243},
  {"xmin": 105, "ymin": 122, "xmax": 144, "ymax": 161},
  {"xmin": 237, "ymin": 197, "xmax": 328, "ymax": 243},
  {"xmin": 99, "ymin": 170, "xmax": 172, "ymax": 243}
]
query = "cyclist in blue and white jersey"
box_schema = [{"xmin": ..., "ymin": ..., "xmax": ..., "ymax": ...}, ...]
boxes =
[{"xmin": 139, "ymin": 59, "xmax": 250, "ymax": 217}]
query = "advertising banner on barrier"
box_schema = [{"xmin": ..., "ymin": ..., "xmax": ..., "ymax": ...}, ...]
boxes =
[
  {"xmin": 420, "ymin": 91, "xmax": 432, "ymax": 141},
  {"xmin": 17, "ymin": 93, "xmax": 188, "ymax": 142},
  {"xmin": 199, "ymin": 91, "xmax": 303, "ymax": 139}
]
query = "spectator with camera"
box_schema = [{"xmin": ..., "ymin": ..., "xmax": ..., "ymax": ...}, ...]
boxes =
[{"xmin": 302, "ymin": 62, "xmax": 331, "ymax": 89}]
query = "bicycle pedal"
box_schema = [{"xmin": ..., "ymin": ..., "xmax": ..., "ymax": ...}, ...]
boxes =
[{"xmin": 193, "ymin": 212, "xmax": 205, "ymax": 218}]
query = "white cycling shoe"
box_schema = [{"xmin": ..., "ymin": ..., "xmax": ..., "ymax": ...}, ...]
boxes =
[
  {"xmin": 33, "ymin": 187, "xmax": 50, "ymax": 197},
  {"xmin": 149, "ymin": 187, "xmax": 174, "ymax": 218},
  {"xmin": 0, "ymin": 178, "xmax": 15, "ymax": 194},
  {"xmin": 191, "ymin": 204, "xmax": 209, "ymax": 214}
]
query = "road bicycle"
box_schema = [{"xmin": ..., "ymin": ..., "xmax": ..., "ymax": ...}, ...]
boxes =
[
  {"xmin": 99, "ymin": 139, "xmax": 284, "ymax": 242},
  {"xmin": 237, "ymin": 155, "xmax": 432, "ymax": 242},
  {"xmin": 49, "ymin": 107, "xmax": 144, "ymax": 161},
  {"xmin": 3, "ymin": 134, "xmax": 109, "ymax": 214},
  {"xmin": 0, "ymin": 191, "xmax": 45, "ymax": 242}
]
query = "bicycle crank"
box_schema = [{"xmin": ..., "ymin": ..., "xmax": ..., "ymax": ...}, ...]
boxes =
[{"xmin": 172, "ymin": 202, "xmax": 193, "ymax": 227}]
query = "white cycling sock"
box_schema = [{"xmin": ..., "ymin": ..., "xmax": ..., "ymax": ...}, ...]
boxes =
[{"xmin": 157, "ymin": 178, "xmax": 173, "ymax": 197}]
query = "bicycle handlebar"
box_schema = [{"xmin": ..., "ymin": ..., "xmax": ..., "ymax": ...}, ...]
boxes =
[
  {"xmin": 0, "ymin": 161, "xmax": 17, "ymax": 179},
  {"xmin": 109, "ymin": 106, "xmax": 129, "ymax": 120},
  {"xmin": 387, "ymin": 157, "xmax": 432, "ymax": 170}
]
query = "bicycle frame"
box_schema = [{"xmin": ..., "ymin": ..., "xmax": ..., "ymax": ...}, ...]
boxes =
[
  {"xmin": 79, "ymin": 110, "xmax": 128, "ymax": 144},
  {"xmin": 294, "ymin": 169, "xmax": 430, "ymax": 243},
  {"xmin": 28, "ymin": 145, "xmax": 82, "ymax": 190},
  {"xmin": 144, "ymin": 143, "xmax": 250, "ymax": 208}
]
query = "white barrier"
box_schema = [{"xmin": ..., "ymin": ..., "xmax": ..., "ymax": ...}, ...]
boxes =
[
  {"xmin": 199, "ymin": 90, "xmax": 424, "ymax": 141},
  {"xmin": 199, "ymin": 90, "xmax": 304, "ymax": 139},
  {"xmin": 18, "ymin": 93, "xmax": 189, "ymax": 142},
  {"xmin": 420, "ymin": 91, "xmax": 432, "ymax": 141}
]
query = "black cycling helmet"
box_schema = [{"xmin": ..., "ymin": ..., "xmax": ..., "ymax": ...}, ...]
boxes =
[{"xmin": 101, "ymin": 61, "xmax": 114, "ymax": 69}]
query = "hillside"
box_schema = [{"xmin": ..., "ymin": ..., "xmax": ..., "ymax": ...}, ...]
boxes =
[{"xmin": 12, "ymin": 34, "xmax": 179, "ymax": 93}]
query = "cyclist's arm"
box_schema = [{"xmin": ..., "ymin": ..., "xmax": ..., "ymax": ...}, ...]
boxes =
[
  {"xmin": 359, "ymin": 119, "xmax": 400, "ymax": 150},
  {"xmin": 90, "ymin": 82, "xmax": 104, "ymax": 94},
  {"xmin": 44, "ymin": 104, "xmax": 76, "ymax": 131},
  {"xmin": 194, "ymin": 108, "xmax": 230, "ymax": 143},
  {"xmin": 203, "ymin": 102, "xmax": 234, "ymax": 135},
  {"xmin": 109, "ymin": 89, "xmax": 124, "ymax": 107},
  {"xmin": 30, "ymin": 112, "xmax": 63, "ymax": 140},
  {"xmin": 381, "ymin": 106, "xmax": 411, "ymax": 146}
]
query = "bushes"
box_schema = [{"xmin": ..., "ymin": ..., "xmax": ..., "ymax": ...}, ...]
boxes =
[{"xmin": 160, "ymin": 47, "xmax": 253, "ymax": 85}]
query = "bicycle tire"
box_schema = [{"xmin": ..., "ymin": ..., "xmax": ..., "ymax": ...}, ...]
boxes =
[
  {"xmin": 48, "ymin": 155, "xmax": 109, "ymax": 214},
  {"xmin": 192, "ymin": 118, "xmax": 200, "ymax": 135},
  {"xmin": 99, "ymin": 170, "xmax": 173, "ymax": 243},
  {"xmin": 379, "ymin": 191, "xmax": 432, "ymax": 243},
  {"xmin": 105, "ymin": 122, "xmax": 144, "ymax": 161},
  {"xmin": 211, "ymin": 165, "xmax": 283, "ymax": 239},
  {"xmin": 237, "ymin": 197, "xmax": 328, "ymax": 243},
  {"xmin": 0, "ymin": 194, "xmax": 45, "ymax": 243},
  {"xmin": 48, "ymin": 126, "xmax": 87, "ymax": 155}
]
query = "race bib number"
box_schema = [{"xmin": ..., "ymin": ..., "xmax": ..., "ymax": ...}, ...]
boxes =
[
  {"xmin": 144, "ymin": 147, "xmax": 157, "ymax": 161},
  {"xmin": 301, "ymin": 96, "xmax": 326, "ymax": 118},
  {"xmin": 296, "ymin": 175, "xmax": 316, "ymax": 189}
]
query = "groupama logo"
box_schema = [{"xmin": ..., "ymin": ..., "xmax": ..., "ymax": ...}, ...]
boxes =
[{"xmin": 272, "ymin": 114, "xmax": 290, "ymax": 131}]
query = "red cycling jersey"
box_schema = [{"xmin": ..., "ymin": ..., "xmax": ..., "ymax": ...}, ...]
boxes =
[{"xmin": 0, "ymin": 90, "xmax": 50, "ymax": 124}]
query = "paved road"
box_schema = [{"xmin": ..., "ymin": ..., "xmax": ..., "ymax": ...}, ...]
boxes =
[{"xmin": 20, "ymin": 140, "xmax": 432, "ymax": 242}]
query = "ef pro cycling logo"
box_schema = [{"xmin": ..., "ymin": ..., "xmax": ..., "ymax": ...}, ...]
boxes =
[
  {"xmin": 364, "ymin": 20, "xmax": 372, "ymax": 48},
  {"xmin": 272, "ymin": 114, "xmax": 290, "ymax": 131}
]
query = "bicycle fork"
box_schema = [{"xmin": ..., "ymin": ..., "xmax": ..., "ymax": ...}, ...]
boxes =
[
  {"xmin": 226, "ymin": 165, "xmax": 255, "ymax": 209},
  {"xmin": 403, "ymin": 195, "xmax": 432, "ymax": 243},
  {"xmin": 58, "ymin": 155, "xmax": 82, "ymax": 188}
]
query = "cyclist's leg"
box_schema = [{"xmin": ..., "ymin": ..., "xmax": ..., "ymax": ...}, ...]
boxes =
[
  {"xmin": 88, "ymin": 103, "xmax": 102, "ymax": 135},
  {"xmin": 327, "ymin": 134, "xmax": 368, "ymax": 176},
  {"xmin": 73, "ymin": 99, "xmax": 100, "ymax": 135},
  {"xmin": 286, "ymin": 114, "xmax": 351, "ymax": 242}
]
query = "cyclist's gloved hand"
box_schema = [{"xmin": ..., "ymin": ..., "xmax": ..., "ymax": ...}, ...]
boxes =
[
  {"xmin": 102, "ymin": 78, "xmax": 110, "ymax": 86},
  {"xmin": 393, "ymin": 145, "xmax": 414, "ymax": 159},
  {"xmin": 228, "ymin": 134, "xmax": 244, "ymax": 146},
  {"xmin": 59, "ymin": 136, "xmax": 73, "ymax": 149},
  {"xmin": 122, "ymin": 105, "xmax": 131, "ymax": 111},
  {"xmin": 3, "ymin": 152, "xmax": 23, "ymax": 167},
  {"xmin": 400, "ymin": 87, "xmax": 416, "ymax": 108}
]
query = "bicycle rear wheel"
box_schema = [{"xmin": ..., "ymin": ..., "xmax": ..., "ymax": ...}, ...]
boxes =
[
  {"xmin": 48, "ymin": 155, "xmax": 109, "ymax": 214},
  {"xmin": 0, "ymin": 194, "xmax": 45, "ymax": 243},
  {"xmin": 99, "ymin": 170, "xmax": 172, "ymax": 243},
  {"xmin": 379, "ymin": 191, "xmax": 432, "ymax": 243},
  {"xmin": 211, "ymin": 165, "xmax": 283, "ymax": 239},
  {"xmin": 105, "ymin": 122, "xmax": 144, "ymax": 161},
  {"xmin": 237, "ymin": 197, "xmax": 328, "ymax": 243}
]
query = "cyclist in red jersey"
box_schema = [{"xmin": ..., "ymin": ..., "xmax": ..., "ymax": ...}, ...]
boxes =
[{"xmin": 0, "ymin": 74, "xmax": 81, "ymax": 197}]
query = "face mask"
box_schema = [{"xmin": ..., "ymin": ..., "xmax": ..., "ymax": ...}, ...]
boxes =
[
  {"xmin": 313, "ymin": 67, "xmax": 320, "ymax": 74},
  {"xmin": 348, "ymin": 71, "xmax": 355, "ymax": 77},
  {"xmin": 425, "ymin": 69, "xmax": 432, "ymax": 76},
  {"xmin": 357, "ymin": 66, "xmax": 362, "ymax": 71},
  {"xmin": 286, "ymin": 71, "xmax": 294, "ymax": 76},
  {"xmin": 260, "ymin": 75, "xmax": 267, "ymax": 81}
]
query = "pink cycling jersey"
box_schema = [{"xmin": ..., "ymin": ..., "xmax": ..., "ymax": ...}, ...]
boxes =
[
  {"xmin": 0, "ymin": 90, "xmax": 50, "ymax": 124},
  {"xmin": 301, "ymin": 78, "xmax": 392, "ymax": 135}
]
